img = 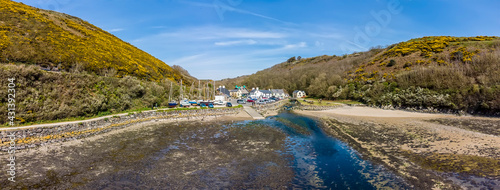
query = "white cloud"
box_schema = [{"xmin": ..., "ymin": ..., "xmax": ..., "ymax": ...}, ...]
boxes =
[
  {"xmin": 283, "ymin": 42, "xmax": 307, "ymax": 49},
  {"xmin": 108, "ymin": 28, "xmax": 124, "ymax": 32},
  {"xmin": 150, "ymin": 26, "xmax": 287, "ymax": 40},
  {"xmin": 179, "ymin": 1, "xmax": 294, "ymax": 25},
  {"xmin": 214, "ymin": 39, "xmax": 257, "ymax": 46}
]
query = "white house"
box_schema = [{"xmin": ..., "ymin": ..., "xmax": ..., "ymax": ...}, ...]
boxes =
[
  {"xmin": 293, "ymin": 90, "xmax": 306, "ymax": 98},
  {"xmin": 271, "ymin": 89, "xmax": 288, "ymax": 99},
  {"xmin": 249, "ymin": 87, "xmax": 272, "ymax": 99}
]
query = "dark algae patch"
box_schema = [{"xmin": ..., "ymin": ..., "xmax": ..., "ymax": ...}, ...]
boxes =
[
  {"xmin": 403, "ymin": 151, "xmax": 500, "ymax": 177},
  {"xmin": 428, "ymin": 118, "xmax": 500, "ymax": 136}
]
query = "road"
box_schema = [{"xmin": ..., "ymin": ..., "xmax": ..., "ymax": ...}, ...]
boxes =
[{"xmin": 230, "ymin": 99, "xmax": 265, "ymax": 120}]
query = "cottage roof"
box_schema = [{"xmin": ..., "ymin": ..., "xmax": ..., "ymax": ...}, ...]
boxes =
[
  {"xmin": 260, "ymin": 90, "xmax": 272, "ymax": 94},
  {"xmin": 217, "ymin": 88, "xmax": 231, "ymax": 96},
  {"xmin": 271, "ymin": 89, "xmax": 285, "ymax": 94}
]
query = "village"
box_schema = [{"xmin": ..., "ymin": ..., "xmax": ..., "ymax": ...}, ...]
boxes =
[{"xmin": 167, "ymin": 80, "xmax": 307, "ymax": 110}]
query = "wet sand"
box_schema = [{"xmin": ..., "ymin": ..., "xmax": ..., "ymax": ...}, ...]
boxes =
[
  {"xmin": 296, "ymin": 106, "xmax": 500, "ymax": 189},
  {"xmin": 0, "ymin": 112, "xmax": 293, "ymax": 189}
]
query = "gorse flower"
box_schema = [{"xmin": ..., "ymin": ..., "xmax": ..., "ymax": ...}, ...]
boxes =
[{"xmin": 0, "ymin": 0, "xmax": 182, "ymax": 81}]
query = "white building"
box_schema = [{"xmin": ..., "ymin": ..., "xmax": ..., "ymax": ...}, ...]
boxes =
[
  {"xmin": 293, "ymin": 90, "xmax": 306, "ymax": 98},
  {"xmin": 271, "ymin": 89, "xmax": 288, "ymax": 99},
  {"xmin": 249, "ymin": 87, "xmax": 272, "ymax": 99}
]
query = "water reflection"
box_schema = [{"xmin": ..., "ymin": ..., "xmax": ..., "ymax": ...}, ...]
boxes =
[{"xmin": 248, "ymin": 112, "xmax": 408, "ymax": 189}]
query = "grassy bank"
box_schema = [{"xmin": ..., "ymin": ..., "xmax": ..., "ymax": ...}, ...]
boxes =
[{"xmin": 0, "ymin": 64, "xmax": 230, "ymax": 126}]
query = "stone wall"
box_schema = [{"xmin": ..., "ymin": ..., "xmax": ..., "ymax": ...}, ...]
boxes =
[
  {"xmin": 252, "ymin": 100, "xmax": 288, "ymax": 115},
  {"xmin": 0, "ymin": 108, "xmax": 242, "ymax": 151}
]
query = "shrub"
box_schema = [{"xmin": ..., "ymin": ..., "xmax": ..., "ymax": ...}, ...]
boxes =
[{"xmin": 387, "ymin": 59, "xmax": 396, "ymax": 67}]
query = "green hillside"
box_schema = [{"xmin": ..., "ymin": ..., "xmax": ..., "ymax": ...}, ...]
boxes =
[
  {"xmin": 220, "ymin": 36, "xmax": 500, "ymax": 116},
  {"xmin": 0, "ymin": 0, "xmax": 184, "ymax": 82}
]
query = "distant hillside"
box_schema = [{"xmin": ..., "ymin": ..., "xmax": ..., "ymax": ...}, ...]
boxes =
[
  {"xmin": 220, "ymin": 36, "xmax": 500, "ymax": 116},
  {"xmin": 0, "ymin": 0, "xmax": 185, "ymax": 82}
]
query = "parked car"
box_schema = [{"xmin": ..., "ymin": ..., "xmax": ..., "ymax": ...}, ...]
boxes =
[
  {"xmin": 237, "ymin": 99, "xmax": 246, "ymax": 104},
  {"xmin": 208, "ymin": 103, "xmax": 214, "ymax": 108},
  {"xmin": 200, "ymin": 104, "xmax": 207, "ymax": 108},
  {"xmin": 226, "ymin": 102, "xmax": 232, "ymax": 107},
  {"xmin": 214, "ymin": 100, "xmax": 225, "ymax": 105},
  {"xmin": 257, "ymin": 99, "xmax": 266, "ymax": 104},
  {"xmin": 247, "ymin": 99, "xmax": 255, "ymax": 102}
]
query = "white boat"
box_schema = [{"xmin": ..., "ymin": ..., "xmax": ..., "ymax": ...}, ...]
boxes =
[{"xmin": 180, "ymin": 99, "xmax": 191, "ymax": 107}]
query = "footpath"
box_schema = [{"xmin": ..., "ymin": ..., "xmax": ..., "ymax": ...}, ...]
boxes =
[{"xmin": 243, "ymin": 106, "xmax": 265, "ymax": 120}]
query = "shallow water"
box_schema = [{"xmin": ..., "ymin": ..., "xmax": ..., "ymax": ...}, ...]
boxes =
[
  {"xmin": 0, "ymin": 112, "xmax": 410, "ymax": 189},
  {"xmin": 248, "ymin": 112, "xmax": 409, "ymax": 189}
]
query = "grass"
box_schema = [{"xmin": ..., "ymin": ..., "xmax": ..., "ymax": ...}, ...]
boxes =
[
  {"xmin": 300, "ymin": 98, "xmax": 363, "ymax": 106},
  {"xmin": 1, "ymin": 105, "xmax": 243, "ymax": 128}
]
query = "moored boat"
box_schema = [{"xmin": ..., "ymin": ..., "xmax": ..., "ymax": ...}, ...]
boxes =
[{"xmin": 168, "ymin": 102, "xmax": 178, "ymax": 108}]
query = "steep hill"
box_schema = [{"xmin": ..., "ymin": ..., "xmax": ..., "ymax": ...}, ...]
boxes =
[
  {"xmin": 220, "ymin": 36, "xmax": 500, "ymax": 116},
  {"xmin": 0, "ymin": 0, "xmax": 184, "ymax": 82}
]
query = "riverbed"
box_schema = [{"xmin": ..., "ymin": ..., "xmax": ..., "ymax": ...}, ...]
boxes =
[{"xmin": 1, "ymin": 112, "xmax": 410, "ymax": 189}]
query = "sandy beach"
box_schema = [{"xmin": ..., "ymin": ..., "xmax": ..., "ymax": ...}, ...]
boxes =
[
  {"xmin": 295, "ymin": 106, "xmax": 500, "ymax": 189},
  {"xmin": 296, "ymin": 107, "xmax": 500, "ymax": 158}
]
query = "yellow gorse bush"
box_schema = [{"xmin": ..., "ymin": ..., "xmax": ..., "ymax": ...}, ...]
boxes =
[
  {"xmin": 0, "ymin": 0, "xmax": 182, "ymax": 82},
  {"xmin": 450, "ymin": 47, "xmax": 480, "ymax": 62},
  {"xmin": 377, "ymin": 36, "xmax": 495, "ymax": 61}
]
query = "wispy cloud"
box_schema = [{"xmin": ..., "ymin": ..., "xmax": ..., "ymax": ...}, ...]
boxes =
[
  {"xmin": 167, "ymin": 53, "xmax": 207, "ymax": 66},
  {"xmin": 167, "ymin": 53, "xmax": 284, "ymax": 79},
  {"xmin": 135, "ymin": 26, "xmax": 287, "ymax": 41},
  {"xmin": 214, "ymin": 39, "xmax": 257, "ymax": 46},
  {"xmin": 108, "ymin": 28, "xmax": 124, "ymax": 32},
  {"xmin": 283, "ymin": 42, "xmax": 307, "ymax": 49},
  {"xmin": 179, "ymin": 0, "xmax": 294, "ymax": 25}
]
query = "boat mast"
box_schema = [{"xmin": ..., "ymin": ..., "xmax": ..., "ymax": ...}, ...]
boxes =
[
  {"xmin": 180, "ymin": 79, "xmax": 183, "ymax": 100},
  {"xmin": 169, "ymin": 82, "xmax": 173, "ymax": 102},
  {"xmin": 190, "ymin": 82, "xmax": 194, "ymax": 99}
]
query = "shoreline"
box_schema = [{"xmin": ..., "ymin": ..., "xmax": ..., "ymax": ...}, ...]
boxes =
[
  {"xmin": 0, "ymin": 111, "xmax": 293, "ymax": 189},
  {"xmin": 22, "ymin": 111, "xmax": 253, "ymax": 153},
  {"xmin": 295, "ymin": 106, "xmax": 500, "ymax": 189},
  {"xmin": 0, "ymin": 108, "xmax": 244, "ymax": 151}
]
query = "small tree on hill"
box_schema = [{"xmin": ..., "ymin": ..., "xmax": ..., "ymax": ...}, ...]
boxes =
[{"xmin": 387, "ymin": 59, "xmax": 396, "ymax": 67}]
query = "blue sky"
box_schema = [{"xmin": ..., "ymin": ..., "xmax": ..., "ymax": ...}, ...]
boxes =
[{"xmin": 15, "ymin": 0, "xmax": 500, "ymax": 80}]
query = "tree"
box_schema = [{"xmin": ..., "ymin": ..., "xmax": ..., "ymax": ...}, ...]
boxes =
[{"xmin": 387, "ymin": 59, "xmax": 396, "ymax": 67}]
